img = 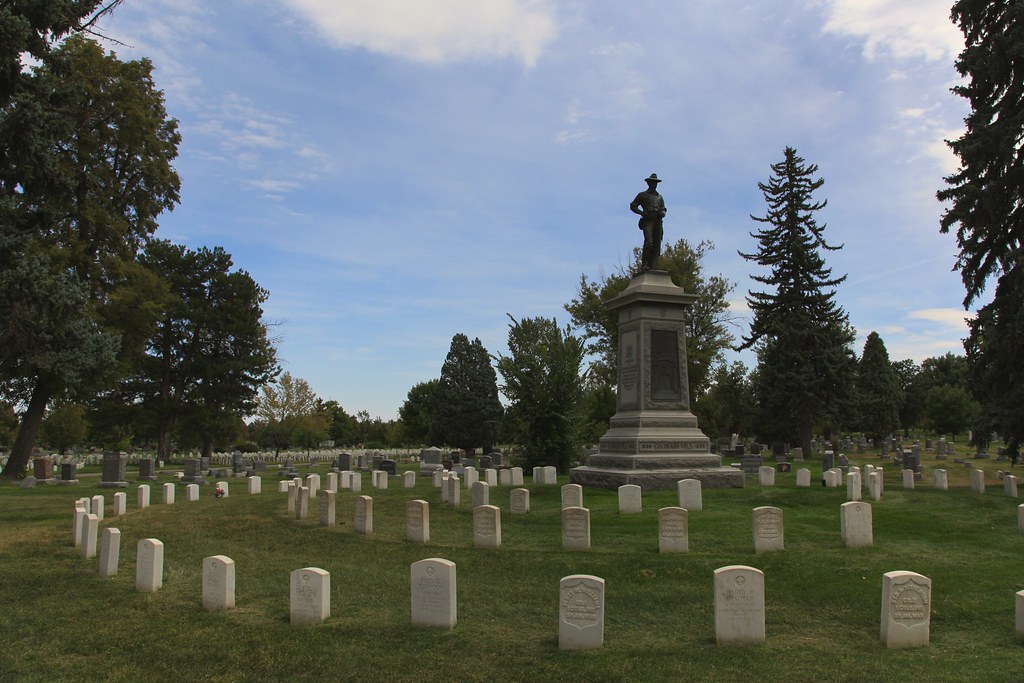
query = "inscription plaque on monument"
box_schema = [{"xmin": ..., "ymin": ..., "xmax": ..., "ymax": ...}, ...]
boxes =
[{"xmin": 650, "ymin": 329, "xmax": 681, "ymax": 401}]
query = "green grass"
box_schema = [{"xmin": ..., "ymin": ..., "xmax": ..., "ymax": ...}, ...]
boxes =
[{"xmin": 1, "ymin": 457, "xmax": 1023, "ymax": 683}]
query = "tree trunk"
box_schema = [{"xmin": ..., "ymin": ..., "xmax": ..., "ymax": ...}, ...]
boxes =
[
  {"xmin": 156, "ymin": 414, "xmax": 176, "ymax": 462},
  {"xmin": 0, "ymin": 379, "xmax": 53, "ymax": 478},
  {"xmin": 201, "ymin": 437, "xmax": 213, "ymax": 459}
]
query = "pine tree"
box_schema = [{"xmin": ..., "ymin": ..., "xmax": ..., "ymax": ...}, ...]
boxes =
[
  {"xmin": 939, "ymin": 1, "xmax": 1024, "ymax": 459},
  {"xmin": 432, "ymin": 334, "xmax": 503, "ymax": 452},
  {"xmin": 739, "ymin": 147, "xmax": 855, "ymax": 455},
  {"xmin": 855, "ymin": 332, "xmax": 902, "ymax": 446}
]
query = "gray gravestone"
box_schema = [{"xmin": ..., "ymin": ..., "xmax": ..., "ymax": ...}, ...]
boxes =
[{"xmin": 98, "ymin": 452, "xmax": 128, "ymax": 488}]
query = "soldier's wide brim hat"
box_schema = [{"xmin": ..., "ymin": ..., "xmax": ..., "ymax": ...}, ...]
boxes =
[{"xmin": 645, "ymin": 173, "xmax": 661, "ymax": 183}]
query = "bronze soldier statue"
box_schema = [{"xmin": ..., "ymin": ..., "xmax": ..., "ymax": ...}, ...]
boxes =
[{"xmin": 629, "ymin": 173, "xmax": 666, "ymax": 271}]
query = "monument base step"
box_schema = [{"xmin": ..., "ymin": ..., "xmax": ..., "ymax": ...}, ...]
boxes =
[{"xmin": 569, "ymin": 465, "xmax": 744, "ymax": 491}]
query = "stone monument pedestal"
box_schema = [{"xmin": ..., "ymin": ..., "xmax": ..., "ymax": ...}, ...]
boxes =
[{"xmin": 570, "ymin": 271, "xmax": 743, "ymax": 491}]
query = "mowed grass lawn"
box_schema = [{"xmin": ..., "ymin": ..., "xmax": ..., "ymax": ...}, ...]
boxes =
[{"xmin": 1, "ymin": 456, "xmax": 1023, "ymax": 682}]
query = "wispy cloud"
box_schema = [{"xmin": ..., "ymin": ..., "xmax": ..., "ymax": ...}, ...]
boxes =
[
  {"xmin": 908, "ymin": 308, "xmax": 974, "ymax": 328},
  {"xmin": 280, "ymin": 0, "xmax": 558, "ymax": 66},
  {"xmin": 822, "ymin": 0, "xmax": 962, "ymax": 62}
]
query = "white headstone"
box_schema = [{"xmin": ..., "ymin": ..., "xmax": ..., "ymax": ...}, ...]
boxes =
[
  {"xmin": 1019, "ymin": 504, "xmax": 1024, "ymax": 534},
  {"xmin": 471, "ymin": 481, "xmax": 490, "ymax": 508},
  {"xmin": 868, "ymin": 471, "xmax": 882, "ymax": 501},
  {"xmin": 372, "ymin": 470, "xmax": 388, "ymax": 489},
  {"xmin": 410, "ymin": 558, "xmax": 456, "ymax": 628},
  {"xmin": 446, "ymin": 475, "xmax": 461, "ymax": 507},
  {"xmin": 484, "ymin": 469, "xmax": 498, "ymax": 487},
  {"xmin": 73, "ymin": 507, "xmax": 87, "ymax": 548},
  {"xmin": 248, "ymin": 476, "xmax": 262, "ymax": 494},
  {"xmin": 1005, "ymin": 474, "xmax": 1018, "ymax": 498},
  {"xmin": 880, "ymin": 570, "xmax": 931, "ymax": 649},
  {"xmin": 847, "ymin": 471, "xmax": 862, "ymax": 500},
  {"xmin": 934, "ymin": 469, "xmax": 948, "ymax": 491},
  {"xmin": 277, "ymin": 480, "xmax": 289, "ymax": 493},
  {"xmin": 561, "ymin": 484, "xmax": 583, "ymax": 509},
  {"xmin": 340, "ymin": 471, "xmax": 353, "ymax": 490},
  {"xmin": 136, "ymin": 538, "xmax": 164, "ymax": 592},
  {"xmin": 286, "ymin": 482, "xmax": 297, "ymax": 514},
  {"xmin": 81, "ymin": 513, "xmax": 99, "ymax": 559},
  {"xmin": 841, "ymin": 501, "xmax": 873, "ymax": 548},
  {"xmin": 216, "ymin": 481, "xmax": 230, "ymax": 498},
  {"xmin": 305, "ymin": 473, "xmax": 319, "ymax": 498},
  {"xmin": 432, "ymin": 470, "xmax": 445, "ymax": 488},
  {"xmin": 98, "ymin": 527, "xmax": 120, "ymax": 578},
  {"xmin": 559, "ymin": 574, "xmax": 605, "ymax": 650},
  {"xmin": 677, "ymin": 479, "xmax": 703, "ymax": 511},
  {"xmin": 714, "ymin": 565, "xmax": 766, "ymax": 645},
  {"xmin": 403, "ymin": 471, "xmax": 416, "ymax": 488},
  {"xmin": 186, "ymin": 483, "xmax": 200, "ymax": 502},
  {"xmin": 532, "ymin": 466, "xmax": 542, "ymax": 483},
  {"xmin": 902, "ymin": 469, "xmax": 915, "ymax": 490},
  {"xmin": 498, "ymin": 469, "xmax": 512, "ymax": 487},
  {"xmin": 91, "ymin": 495, "xmax": 104, "ymax": 520},
  {"xmin": 113, "ymin": 492, "xmax": 126, "ymax": 516},
  {"xmin": 406, "ymin": 499, "xmax": 429, "ymax": 544},
  {"xmin": 658, "ymin": 507, "xmax": 689, "ymax": 553},
  {"xmin": 463, "ymin": 466, "xmax": 478, "ymax": 488},
  {"xmin": 354, "ymin": 495, "xmax": 373, "ymax": 535},
  {"xmin": 138, "ymin": 484, "xmax": 150, "ymax": 510},
  {"xmin": 1017, "ymin": 590, "xmax": 1024, "ymax": 642},
  {"xmin": 758, "ymin": 466, "xmax": 775, "ymax": 486},
  {"xmin": 350, "ymin": 473, "xmax": 362, "ymax": 492},
  {"xmin": 511, "ymin": 467, "xmax": 524, "ymax": 486},
  {"xmin": 473, "ymin": 505, "xmax": 502, "ymax": 548},
  {"xmin": 970, "ymin": 468, "xmax": 985, "ymax": 493},
  {"xmin": 290, "ymin": 567, "xmax": 330, "ymax": 625},
  {"xmin": 162, "ymin": 483, "xmax": 175, "ymax": 504},
  {"xmin": 796, "ymin": 468, "xmax": 811, "ymax": 487},
  {"xmin": 510, "ymin": 488, "xmax": 530, "ymax": 514},
  {"xmin": 618, "ymin": 484, "xmax": 642, "ymax": 514},
  {"xmin": 203, "ymin": 555, "xmax": 236, "ymax": 611},
  {"xmin": 562, "ymin": 507, "xmax": 590, "ymax": 551},
  {"xmin": 319, "ymin": 489, "xmax": 336, "ymax": 526},
  {"xmin": 325, "ymin": 472, "xmax": 338, "ymax": 492},
  {"xmin": 752, "ymin": 506, "xmax": 784, "ymax": 554},
  {"xmin": 543, "ymin": 466, "xmax": 557, "ymax": 484},
  {"xmin": 295, "ymin": 486, "xmax": 309, "ymax": 520}
]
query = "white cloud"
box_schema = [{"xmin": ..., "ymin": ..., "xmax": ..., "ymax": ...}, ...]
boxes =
[
  {"xmin": 280, "ymin": 0, "xmax": 558, "ymax": 66},
  {"xmin": 246, "ymin": 178, "xmax": 302, "ymax": 194},
  {"xmin": 907, "ymin": 308, "xmax": 974, "ymax": 328},
  {"xmin": 822, "ymin": 0, "xmax": 962, "ymax": 62}
]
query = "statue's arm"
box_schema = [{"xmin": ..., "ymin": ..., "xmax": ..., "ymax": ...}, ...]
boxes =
[{"xmin": 629, "ymin": 194, "xmax": 644, "ymax": 216}]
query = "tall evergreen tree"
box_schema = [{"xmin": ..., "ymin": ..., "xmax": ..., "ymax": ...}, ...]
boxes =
[
  {"xmin": 739, "ymin": 147, "xmax": 856, "ymax": 455},
  {"xmin": 432, "ymin": 334, "xmax": 503, "ymax": 452},
  {"xmin": 938, "ymin": 1, "xmax": 1024, "ymax": 460},
  {"xmin": 131, "ymin": 240, "xmax": 278, "ymax": 460},
  {"xmin": 854, "ymin": 332, "xmax": 902, "ymax": 446}
]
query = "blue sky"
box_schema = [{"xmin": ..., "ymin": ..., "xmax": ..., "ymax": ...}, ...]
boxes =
[{"xmin": 97, "ymin": 1, "xmax": 971, "ymax": 420}]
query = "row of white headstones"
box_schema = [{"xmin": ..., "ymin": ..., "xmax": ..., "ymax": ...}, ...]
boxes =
[{"xmin": 68, "ymin": 469, "xmax": 1024, "ymax": 650}]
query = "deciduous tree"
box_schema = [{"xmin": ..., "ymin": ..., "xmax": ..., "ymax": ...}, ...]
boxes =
[
  {"xmin": 0, "ymin": 35, "xmax": 180, "ymax": 477},
  {"xmin": 564, "ymin": 239, "xmax": 734, "ymax": 401},
  {"xmin": 496, "ymin": 316, "xmax": 585, "ymax": 471}
]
